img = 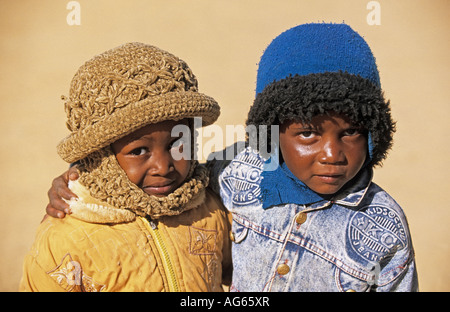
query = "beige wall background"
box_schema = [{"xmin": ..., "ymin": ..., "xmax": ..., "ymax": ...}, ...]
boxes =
[{"xmin": 0, "ymin": 0, "xmax": 448, "ymax": 291}]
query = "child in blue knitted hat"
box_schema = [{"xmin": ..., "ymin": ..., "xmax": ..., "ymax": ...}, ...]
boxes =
[{"xmin": 217, "ymin": 23, "xmax": 418, "ymax": 292}]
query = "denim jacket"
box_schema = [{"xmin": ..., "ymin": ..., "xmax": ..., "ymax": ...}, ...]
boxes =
[{"xmin": 214, "ymin": 147, "xmax": 418, "ymax": 292}]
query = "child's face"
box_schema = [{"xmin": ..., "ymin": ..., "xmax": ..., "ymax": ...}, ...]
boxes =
[
  {"xmin": 111, "ymin": 120, "xmax": 191, "ymax": 197},
  {"xmin": 279, "ymin": 113, "xmax": 367, "ymax": 196}
]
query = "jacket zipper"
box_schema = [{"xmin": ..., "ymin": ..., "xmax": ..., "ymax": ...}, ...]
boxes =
[{"xmin": 140, "ymin": 217, "xmax": 179, "ymax": 292}]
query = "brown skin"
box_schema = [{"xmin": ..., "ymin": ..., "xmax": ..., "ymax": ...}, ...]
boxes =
[
  {"xmin": 279, "ymin": 113, "xmax": 368, "ymax": 197},
  {"xmin": 111, "ymin": 120, "xmax": 191, "ymax": 197},
  {"xmin": 46, "ymin": 120, "xmax": 191, "ymax": 218},
  {"xmin": 45, "ymin": 167, "xmax": 79, "ymax": 218}
]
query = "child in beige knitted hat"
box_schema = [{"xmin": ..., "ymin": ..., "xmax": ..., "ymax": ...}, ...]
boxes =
[{"xmin": 20, "ymin": 42, "xmax": 231, "ymax": 292}]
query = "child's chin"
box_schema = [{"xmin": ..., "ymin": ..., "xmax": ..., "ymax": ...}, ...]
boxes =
[{"xmin": 311, "ymin": 185, "xmax": 343, "ymax": 198}]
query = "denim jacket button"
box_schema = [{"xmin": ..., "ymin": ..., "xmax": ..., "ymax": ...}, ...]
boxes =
[
  {"xmin": 346, "ymin": 289, "xmax": 356, "ymax": 292},
  {"xmin": 296, "ymin": 212, "xmax": 307, "ymax": 224},
  {"xmin": 277, "ymin": 264, "xmax": 290, "ymax": 275}
]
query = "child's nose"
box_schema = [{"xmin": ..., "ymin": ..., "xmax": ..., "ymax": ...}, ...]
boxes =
[
  {"xmin": 318, "ymin": 137, "xmax": 346, "ymax": 165},
  {"xmin": 149, "ymin": 150, "xmax": 175, "ymax": 176}
]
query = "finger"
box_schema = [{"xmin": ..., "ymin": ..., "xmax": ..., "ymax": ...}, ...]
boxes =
[
  {"xmin": 57, "ymin": 197, "xmax": 72, "ymax": 214},
  {"xmin": 47, "ymin": 191, "xmax": 72, "ymax": 212},
  {"xmin": 61, "ymin": 170, "xmax": 70, "ymax": 183},
  {"xmin": 50, "ymin": 175, "xmax": 77, "ymax": 201},
  {"xmin": 57, "ymin": 187, "xmax": 78, "ymax": 201},
  {"xmin": 46, "ymin": 204, "xmax": 66, "ymax": 219},
  {"xmin": 68, "ymin": 166, "xmax": 80, "ymax": 181}
]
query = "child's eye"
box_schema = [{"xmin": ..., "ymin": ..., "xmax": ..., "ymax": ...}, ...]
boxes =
[
  {"xmin": 299, "ymin": 131, "xmax": 316, "ymax": 139},
  {"xmin": 129, "ymin": 147, "xmax": 148, "ymax": 156},
  {"xmin": 343, "ymin": 128, "xmax": 362, "ymax": 136}
]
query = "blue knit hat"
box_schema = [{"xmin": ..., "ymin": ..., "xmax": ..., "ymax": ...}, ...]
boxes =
[
  {"xmin": 255, "ymin": 23, "xmax": 380, "ymax": 95},
  {"xmin": 247, "ymin": 23, "xmax": 395, "ymax": 168}
]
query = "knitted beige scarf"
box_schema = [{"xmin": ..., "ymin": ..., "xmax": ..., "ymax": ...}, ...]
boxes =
[{"xmin": 73, "ymin": 145, "xmax": 209, "ymax": 221}]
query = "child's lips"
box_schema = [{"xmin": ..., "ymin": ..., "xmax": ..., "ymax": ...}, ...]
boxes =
[
  {"xmin": 143, "ymin": 180, "xmax": 176, "ymax": 196},
  {"xmin": 314, "ymin": 173, "xmax": 345, "ymax": 184}
]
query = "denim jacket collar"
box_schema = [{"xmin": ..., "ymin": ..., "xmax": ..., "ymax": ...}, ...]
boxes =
[
  {"xmin": 326, "ymin": 167, "xmax": 372, "ymax": 207},
  {"xmin": 261, "ymin": 161, "xmax": 373, "ymax": 211}
]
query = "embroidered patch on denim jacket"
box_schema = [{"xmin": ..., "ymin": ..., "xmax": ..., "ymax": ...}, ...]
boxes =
[
  {"xmin": 220, "ymin": 151, "xmax": 263, "ymax": 207},
  {"xmin": 348, "ymin": 206, "xmax": 408, "ymax": 261}
]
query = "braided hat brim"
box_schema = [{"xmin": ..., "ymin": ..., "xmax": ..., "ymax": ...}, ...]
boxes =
[{"xmin": 57, "ymin": 91, "xmax": 220, "ymax": 163}]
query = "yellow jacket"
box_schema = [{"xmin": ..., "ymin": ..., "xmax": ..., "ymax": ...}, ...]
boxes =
[{"xmin": 20, "ymin": 180, "xmax": 232, "ymax": 292}]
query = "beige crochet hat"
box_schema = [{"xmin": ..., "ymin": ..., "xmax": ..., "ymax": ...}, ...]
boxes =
[{"xmin": 57, "ymin": 42, "xmax": 220, "ymax": 163}]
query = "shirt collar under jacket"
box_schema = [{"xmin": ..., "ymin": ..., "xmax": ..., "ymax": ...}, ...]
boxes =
[{"xmin": 260, "ymin": 156, "xmax": 372, "ymax": 211}]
